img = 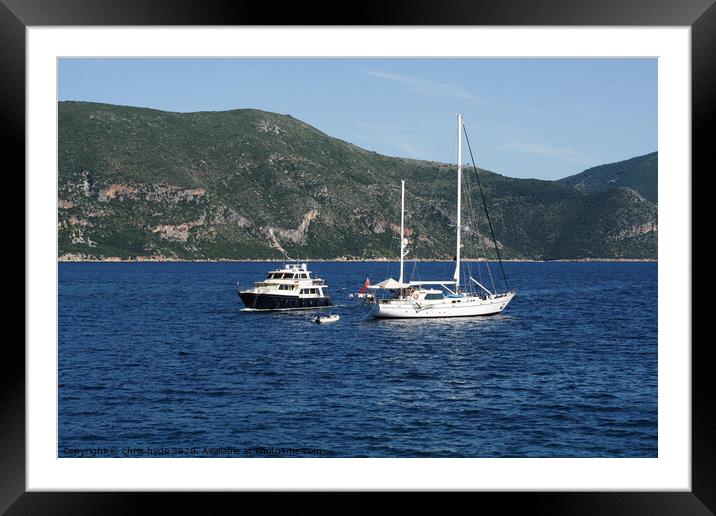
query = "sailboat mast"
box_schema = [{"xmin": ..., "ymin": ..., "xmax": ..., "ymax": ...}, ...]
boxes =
[
  {"xmin": 454, "ymin": 114, "xmax": 462, "ymax": 290},
  {"xmin": 399, "ymin": 179, "xmax": 405, "ymax": 284}
]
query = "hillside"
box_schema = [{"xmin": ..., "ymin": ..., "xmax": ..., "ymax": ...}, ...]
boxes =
[
  {"xmin": 559, "ymin": 151, "xmax": 657, "ymax": 204},
  {"xmin": 58, "ymin": 101, "xmax": 657, "ymax": 260}
]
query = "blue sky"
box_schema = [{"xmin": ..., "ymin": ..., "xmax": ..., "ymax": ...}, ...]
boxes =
[{"xmin": 59, "ymin": 58, "xmax": 657, "ymax": 181}]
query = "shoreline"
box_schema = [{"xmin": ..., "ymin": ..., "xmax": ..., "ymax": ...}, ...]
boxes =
[{"xmin": 57, "ymin": 257, "xmax": 658, "ymax": 263}]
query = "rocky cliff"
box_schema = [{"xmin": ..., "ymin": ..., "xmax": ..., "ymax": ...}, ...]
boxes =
[{"xmin": 58, "ymin": 101, "xmax": 657, "ymax": 260}]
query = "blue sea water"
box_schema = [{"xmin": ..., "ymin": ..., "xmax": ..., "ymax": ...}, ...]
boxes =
[{"xmin": 58, "ymin": 261, "xmax": 657, "ymax": 458}]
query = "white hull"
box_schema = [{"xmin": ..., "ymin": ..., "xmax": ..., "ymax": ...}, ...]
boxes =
[
  {"xmin": 370, "ymin": 291, "xmax": 515, "ymax": 319},
  {"xmin": 312, "ymin": 314, "xmax": 340, "ymax": 324}
]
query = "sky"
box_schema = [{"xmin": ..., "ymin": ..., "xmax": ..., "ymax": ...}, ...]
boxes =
[{"xmin": 58, "ymin": 58, "xmax": 657, "ymax": 181}]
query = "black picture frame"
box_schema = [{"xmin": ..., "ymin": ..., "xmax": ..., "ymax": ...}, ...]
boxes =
[{"xmin": 5, "ymin": 0, "xmax": 712, "ymax": 513}]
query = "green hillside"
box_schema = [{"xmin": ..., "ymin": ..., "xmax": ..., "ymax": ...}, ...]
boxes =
[
  {"xmin": 58, "ymin": 101, "xmax": 657, "ymax": 260},
  {"xmin": 559, "ymin": 151, "xmax": 657, "ymax": 203}
]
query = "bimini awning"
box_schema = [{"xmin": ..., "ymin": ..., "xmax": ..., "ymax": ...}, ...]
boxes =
[{"xmin": 368, "ymin": 278, "xmax": 411, "ymax": 290}]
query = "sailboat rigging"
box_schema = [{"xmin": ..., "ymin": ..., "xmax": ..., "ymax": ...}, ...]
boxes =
[{"xmin": 364, "ymin": 114, "xmax": 516, "ymax": 319}]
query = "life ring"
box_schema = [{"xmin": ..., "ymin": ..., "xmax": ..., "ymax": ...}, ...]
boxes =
[{"xmin": 412, "ymin": 293, "xmax": 419, "ymax": 300}]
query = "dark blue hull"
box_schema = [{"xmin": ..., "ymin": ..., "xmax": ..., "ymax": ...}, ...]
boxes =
[{"xmin": 239, "ymin": 292, "xmax": 333, "ymax": 310}]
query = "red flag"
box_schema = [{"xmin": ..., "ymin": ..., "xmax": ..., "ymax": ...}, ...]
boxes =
[{"xmin": 359, "ymin": 276, "xmax": 370, "ymax": 293}]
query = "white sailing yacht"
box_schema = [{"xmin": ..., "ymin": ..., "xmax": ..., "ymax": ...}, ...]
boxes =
[{"xmin": 364, "ymin": 114, "xmax": 516, "ymax": 319}]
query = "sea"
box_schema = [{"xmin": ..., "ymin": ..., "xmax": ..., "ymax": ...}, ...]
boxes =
[{"xmin": 58, "ymin": 261, "xmax": 657, "ymax": 458}]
